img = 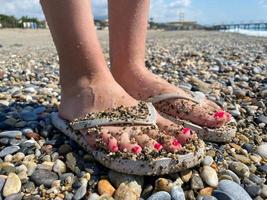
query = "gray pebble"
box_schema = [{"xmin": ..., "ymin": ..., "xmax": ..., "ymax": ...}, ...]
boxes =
[
  {"xmin": 171, "ymin": 186, "xmax": 185, "ymax": 200},
  {"xmin": 213, "ymin": 190, "xmax": 234, "ymax": 200},
  {"xmin": 0, "ymin": 131, "xmax": 22, "ymax": 138},
  {"xmin": 21, "ymin": 111, "xmax": 38, "ymax": 121},
  {"xmin": 202, "ymin": 156, "xmax": 214, "ymax": 166},
  {"xmin": 30, "ymin": 169, "xmax": 58, "ymax": 187},
  {"xmin": 147, "ymin": 191, "xmax": 171, "ymax": 200},
  {"xmin": 4, "ymin": 193, "xmax": 22, "ymax": 200},
  {"xmin": 87, "ymin": 193, "xmax": 100, "ymax": 200},
  {"xmin": 0, "ymin": 146, "xmax": 20, "ymax": 157},
  {"xmin": 244, "ymin": 184, "xmax": 261, "ymax": 198},
  {"xmin": 217, "ymin": 180, "xmax": 252, "ymax": 200},
  {"xmin": 0, "ymin": 176, "xmax": 5, "ymax": 192}
]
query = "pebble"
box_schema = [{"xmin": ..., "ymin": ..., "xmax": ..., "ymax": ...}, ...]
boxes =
[
  {"xmin": 53, "ymin": 159, "xmax": 66, "ymax": 174},
  {"xmin": 181, "ymin": 170, "xmax": 192, "ymax": 183},
  {"xmin": 212, "ymin": 190, "xmax": 234, "ymax": 200},
  {"xmin": 4, "ymin": 193, "xmax": 22, "ymax": 200},
  {"xmin": 147, "ymin": 191, "xmax": 171, "ymax": 200},
  {"xmin": 256, "ymin": 115, "xmax": 267, "ymax": 124},
  {"xmin": 229, "ymin": 162, "xmax": 250, "ymax": 178},
  {"xmin": 0, "ymin": 146, "xmax": 20, "ymax": 157},
  {"xmin": 199, "ymin": 187, "xmax": 213, "ymax": 196},
  {"xmin": 30, "ymin": 169, "xmax": 58, "ymax": 187},
  {"xmin": 261, "ymin": 185, "xmax": 267, "ymax": 198},
  {"xmin": 171, "ymin": 186, "xmax": 185, "ymax": 200},
  {"xmin": 3, "ymin": 173, "xmax": 21, "ymax": 197},
  {"xmin": 220, "ymin": 170, "xmax": 240, "ymax": 184},
  {"xmin": 73, "ymin": 178, "xmax": 88, "ymax": 200},
  {"xmin": 191, "ymin": 173, "xmax": 204, "ymax": 190},
  {"xmin": 201, "ymin": 166, "xmax": 218, "ymax": 187},
  {"xmin": 202, "ymin": 156, "xmax": 214, "ymax": 166},
  {"xmin": 256, "ymin": 143, "xmax": 267, "ymax": 158},
  {"xmin": 0, "ymin": 176, "xmax": 6, "ymax": 191},
  {"xmin": 97, "ymin": 179, "xmax": 115, "ymax": 196},
  {"xmin": 87, "ymin": 193, "xmax": 100, "ymax": 200},
  {"xmin": 114, "ymin": 181, "xmax": 141, "ymax": 200},
  {"xmin": 217, "ymin": 180, "xmax": 252, "ymax": 200},
  {"xmin": 154, "ymin": 178, "xmax": 173, "ymax": 192},
  {"xmin": 108, "ymin": 170, "xmax": 143, "ymax": 188},
  {"xmin": 245, "ymin": 184, "xmax": 261, "ymax": 198},
  {"xmin": 0, "ymin": 131, "xmax": 22, "ymax": 138},
  {"xmin": 21, "ymin": 111, "xmax": 38, "ymax": 121}
]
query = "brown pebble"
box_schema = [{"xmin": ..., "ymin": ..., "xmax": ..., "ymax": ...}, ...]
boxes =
[
  {"xmin": 98, "ymin": 179, "xmax": 115, "ymax": 196},
  {"xmin": 41, "ymin": 145, "xmax": 53, "ymax": 154},
  {"xmin": 200, "ymin": 187, "xmax": 214, "ymax": 196},
  {"xmin": 26, "ymin": 132, "xmax": 41, "ymax": 140}
]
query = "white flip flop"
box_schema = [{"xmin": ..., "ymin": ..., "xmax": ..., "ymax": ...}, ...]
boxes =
[
  {"xmin": 51, "ymin": 102, "xmax": 205, "ymax": 175},
  {"xmin": 146, "ymin": 93, "xmax": 237, "ymax": 143}
]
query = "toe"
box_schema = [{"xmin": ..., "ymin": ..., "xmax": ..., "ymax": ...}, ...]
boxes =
[
  {"xmin": 133, "ymin": 133, "xmax": 163, "ymax": 152},
  {"xmin": 159, "ymin": 134, "xmax": 183, "ymax": 153},
  {"xmin": 111, "ymin": 131, "xmax": 142, "ymax": 154}
]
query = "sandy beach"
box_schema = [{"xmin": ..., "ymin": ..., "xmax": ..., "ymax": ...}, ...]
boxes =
[{"xmin": 0, "ymin": 29, "xmax": 267, "ymax": 200}]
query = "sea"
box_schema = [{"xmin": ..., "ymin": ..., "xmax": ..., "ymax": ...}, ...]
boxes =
[{"xmin": 222, "ymin": 29, "xmax": 267, "ymax": 37}]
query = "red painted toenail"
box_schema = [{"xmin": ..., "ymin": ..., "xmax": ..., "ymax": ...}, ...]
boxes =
[
  {"xmin": 172, "ymin": 139, "xmax": 181, "ymax": 147},
  {"xmin": 111, "ymin": 145, "xmax": 118, "ymax": 152},
  {"xmin": 154, "ymin": 143, "xmax": 163, "ymax": 151},
  {"xmin": 182, "ymin": 127, "xmax": 191, "ymax": 134},
  {"xmin": 226, "ymin": 112, "xmax": 232, "ymax": 120},
  {"xmin": 131, "ymin": 146, "xmax": 142, "ymax": 154},
  {"xmin": 214, "ymin": 111, "xmax": 225, "ymax": 119}
]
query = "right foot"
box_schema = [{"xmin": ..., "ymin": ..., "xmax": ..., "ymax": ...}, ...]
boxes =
[{"xmin": 59, "ymin": 79, "xmax": 195, "ymax": 154}]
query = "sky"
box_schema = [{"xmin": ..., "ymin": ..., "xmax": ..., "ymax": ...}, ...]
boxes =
[{"xmin": 0, "ymin": 0, "xmax": 266, "ymax": 25}]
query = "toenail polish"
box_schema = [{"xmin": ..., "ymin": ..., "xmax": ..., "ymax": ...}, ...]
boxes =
[
  {"xmin": 182, "ymin": 127, "xmax": 191, "ymax": 134},
  {"xmin": 154, "ymin": 143, "xmax": 163, "ymax": 151},
  {"xmin": 131, "ymin": 146, "xmax": 142, "ymax": 154},
  {"xmin": 172, "ymin": 139, "xmax": 181, "ymax": 147},
  {"xmin": 111, "ymin": 145, "xmax": 118, "ymax": 152},
  {"xmin": 214, "ymin": 110, "xmax": 225, "ymax": 119}
]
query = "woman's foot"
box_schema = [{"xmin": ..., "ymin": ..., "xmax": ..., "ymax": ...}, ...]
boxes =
[
  {"xmin": 59, "ymin": 78, "xmax": 195, "ymax": 154},
  {"xmin": 111, "ymin": 67, "xmax": 231, "ymax": 128}
]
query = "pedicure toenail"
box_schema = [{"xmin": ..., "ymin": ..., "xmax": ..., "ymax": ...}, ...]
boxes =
[
  {"xmin": 131, "ymin": 146, "xmax": 142, "ymax": 154},
  {"xmin": 214, "ymin": 111, "xmax": 225, "ymax": 119},
  {"xmin": 154, "ymin": 143, "xmax": 163, "ymax": 151},
  {"xmin": 182, "ymin": 127, "xmax": 191, "ymax": 134},
  {"xmin": 172, "ymin": 139, "xmax": 181, "ymax": 147},
  {"xmin": 111, "ymin": 145, "xmax": 118, "ymax": 152}
]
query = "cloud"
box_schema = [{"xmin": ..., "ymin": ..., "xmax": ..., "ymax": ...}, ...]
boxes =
[
  {"xmin": 150, "ymin": 0, "xmax": 192, "ymax": 22},
  {"xmin": 0, "ymin": 0, "xmax": 191, "ymax": 22}
]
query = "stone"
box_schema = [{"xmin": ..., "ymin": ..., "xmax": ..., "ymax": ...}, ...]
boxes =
[
  {"xmin": 30, "ymin": 169, "xmax": 58, "ymax": 187},
  {"xmin": 22, "ymin": 181, "xmax": 35, "ymax": 193},
  {"xmin": 261, "ymin": 185, "xmax": 267, "ymax": 198},
  {"xmin": 0, "ymin": 131, "xmax": 22, "ymax": 138},
  {"xmin": 202, "ymin": 156, "xmax": 214, "ymax": 166},
  {"xmin": 3, "ymin": 173, "xmax": 21, "ymax": 197},
  {"xmin": 98, "ymin": 194, "xmax": 114, "ymax": 200},
  {"xmin": 25, "ymin": 132, "xmax": 41, "ymax": 140},
  {"xmin": 217, "ymin": 180, "xmax": 252, "ymax": 200},
  {"xmin": 23, "ymin": 161, "xmax": 37, "ymax": 176},
  {"xmin": 17, "ymin": 170, "xmax": 28, "ymax": 183},
  {"xmin": 171, "ymin": 186, "xmax": 185, "ymax": 200},
  {"xmin": 199, "ymin": 187, "xmax": 213, "ymax": 196},
  {"xmin": 201, "ymin": 166, "xmax": 218, "ymax": 187},
  {"xmin": 97, "ymin": 179, "xmax": 115, "ymax": 196},
  {"xmin": 12, "ymin": 152, "xmax": 25, "ymax": 162},
  {"xmin": 258, "ymin": 164, "xmax": 267, "ymax": 173},
  {"xmin": 141, "ymin": 184, "xmax": 153, "ymax": 199},
  {"xmin": 256, "ymin": 115, "xmax": 267, "ymax": 124},
  {"xmin": 21, "ymin": 111, "xmax": 38, "ymax": 121},
  {"xmin": 147, "ymin": 191, "xmax": 171, "ymax": 200},
  {"xmin": 66, "ymin": 152, "xmax": 77, "ymax": 173},
  {"xmin": 181, "ymin": 170, "xmax": 192, "ymax": 182},
  {"xmin": 0, "ymin": 146, "xmax": 20, "ymax": 157},
  {"xmin": 256, "ymin": 143, "xmax": 267, "ymax": 158},
  {"xmin": 53, "ymin": 159, "xmax": 66, "ymax": 174},
  {"xmin": 87, "ymin": 193, "xmax": 100, "ymax": 200},
  {"xmin": 229, "ymin": 162, "xmax": 250, "ymax": 178},
  {"xmin": 154, "ymin": 178, "xmax": 173, "ymax": 192},
  {"xmin": 191, "ymin": 173, "xmax": 204, "ymax": 190},
  {"xmin": 4, "ymin": 193, "xmax": 22, "ymax": 200},
  {"xmin": 73, "ymin": 178, "xmax": 88, "ymax": 200},
  {"xmin": 244, "ymin": 184, "xmax": 261, "ymax": 198},
  {"xmin": 213, "ymin": 190, "xmax": 234, "ymax": 200},
  {"xmin": 220, "ymin": 170, "xmax": 240, "ymax": 184},
  {"xmin": 0, "ymin": 175, "xmax": 6, "ymax": 191},
  {"xmin": 108, "ymin": 170, "xmax": 144, "ymax": 188},
  {"xmin": 249, "ymin": 174, "xmax": 265, "ymax": 185},
  {"xmin": 114, "ymin": 182, "xmax": 141, "ymax": 200},
  {"xmin": 37, "ymin": 161, "xmax": 54, "ymax": 171}
]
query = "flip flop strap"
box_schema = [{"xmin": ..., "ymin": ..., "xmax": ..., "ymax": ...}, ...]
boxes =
[
  {"xmin": 70, "ymin": 102, "xmax": 157, "ymax": 130},
  {"xmin": 146, "ymin": 92, "xmax": 205, "ymax": 104}
]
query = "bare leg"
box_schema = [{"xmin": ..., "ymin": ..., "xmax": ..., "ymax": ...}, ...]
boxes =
[
  {"xmin": 109, "ymin": 0, "xmax": 231, "ymax": 128},
  {"xmin": 40, "ymin": 0, "xmax": 191, "ymax": 153}
]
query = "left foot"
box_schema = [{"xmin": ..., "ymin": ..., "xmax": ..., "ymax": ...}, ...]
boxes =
[{"xmin": 112, "ymin": 67, "xmax": 231, "ymax": 128}]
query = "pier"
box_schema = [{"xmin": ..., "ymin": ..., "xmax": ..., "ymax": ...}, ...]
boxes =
[{"xmin": 212, "ymin": 22, "xmax": 267, "ymax": 31}]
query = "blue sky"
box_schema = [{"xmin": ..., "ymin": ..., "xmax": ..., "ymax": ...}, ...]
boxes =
[{"xmin": 0, "ymin": 0, "xmax": 266, "ymax": 25}]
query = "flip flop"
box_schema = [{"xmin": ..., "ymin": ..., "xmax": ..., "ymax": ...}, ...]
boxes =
[
  {"xmin": 51, "ymin": 102, "xmax": 205, "ymax": 175},
  {"xmin": 146, "ymin": 93, "xmax": 237, "ymax": 143}
]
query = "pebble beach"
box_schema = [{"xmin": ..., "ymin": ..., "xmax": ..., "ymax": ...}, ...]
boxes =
[{"xmin": 0, "ymin": 29, "xmax": 266, "ymax": 200}]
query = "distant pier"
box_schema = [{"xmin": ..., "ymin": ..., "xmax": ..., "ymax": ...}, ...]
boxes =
[{"xmin": 212, "ymin": 22, "xmax": 267, "ymax": 31}]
